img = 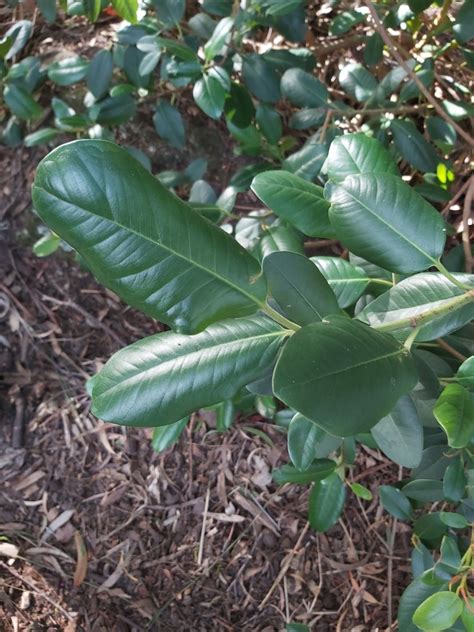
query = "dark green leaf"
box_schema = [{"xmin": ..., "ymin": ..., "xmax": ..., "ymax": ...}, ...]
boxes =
[
  {"xmin": 94, "ymin": 94, "xmax": 136, "ymax": 126},
  {"xmin": 91, "ymin": 315, "xmax": 286, "ymax": 426},
  {"xmin": 153, "ymin": 100, "xmax": 185, "ymax": 148},
  {"xmin": 87, "ymin": 50, "xmax": 113, "ymax": 100},
  {"xmin": 457, "ymin": 356, "xmax": 474, "ymax": 389},
  {"xmin": 273, "ymin": 316, "xmax": 417, "ymax": 436},
  {"xmin": 48, "ymin": 56, "xmax": 89, "ymax": 86},
  {"xmin": 440, "ymin": 512, "xmax": 468, "ymax": 529},
  {"xmin": 252, "ymin": 170, "xmax": 333, "ymax": 237},
  {"xmin": 371, "ymin": 395, "xmax": 423, "ymax": 468},
  {"xmin": 224, "ymin": 82, "xmax": 255, "ymax": 128},
  {"xmin": 32, "ymin": 141, "xmax": 268, "ymax": 333},
  {"xmin": 4, "ymin": 84, "xmax": 43, "ymax": 120},
  {"xmin": 151, "ymin": 417, "xmax": 188, "ymax": 452},
  {"xmin": 288, "ymin": 414, "xmax": 320, "ymax": 471},
  {"xmin": 398, "ymin": 574, "xmax": 448, "ymax": 632},
  {"xmin": 434, "ymin": 384, "xmax": 474, "ymax": 449},
  {"xmin": 359, "ymin": 273, "xmax": 474, "ymax": 341},
  {"xmin": 403, "ymin": 479, "xmax": 445, "ymax": 502},
  {"xmin": 379, "ymin": 485, "xmax": 413, "ymax": 520},
  {"xmin": 4, "ymin": 20, "xmax": 32, "ymax": 61},
  {"xmin": 256, "ymin": 104, "xmax": 282, "ymax": 145},
  {"xmin": 259, "ymin": 225, "xmax": 305, "ymax": 258},
  {"xmin": 326, "ymin": 133, "xmax": 399, "ymax": 184},
  {"xmin": 242, "ymin": 54, "xmax": 281, "ymax": 103},
  {"xmin": 391, "ymin": 119, "xmax": 441, "ymax": 173},
  {"xmin": 281, "ymin": 68, "xmax": 330, "ymax": 108},
  {"xmin": 364, "ymin": 32, "xmax": 384, "ymax": 66},
  {"xmin": 263, "ymin": 251, "xmax": 340, "ymax": 326},
  {"xmin": 311, "ymin": 257, "xmax": 370, "ymax": 308},
  {"xmin": 83, "ymin": 0, "xmax": 101, "ymax": 21},
  {"xmin": 453, "ymin": 0, "xmax": 474, "ymax": 44},
  {"xmin": 339, "ymin": 63, "xmax": 378, "ymax": 102},
  {"xmin": 24, "ymin": 128, "xmax": 59, "ymax": 147},
  {"xmin": 289, "ymin": 108, "xmax": 327, "ymax": 130},
  {"xmin": 204, "ymin": 16, "xmax": 233, "ymax": 60},
  {"xmin": 413, "ymin": 445, "xmax": 451, "ymax": 481},
  {"xmin": 443, "ymin": 457, "xmax": 466, "ymax": 502},
  {"xmin": 193, "ymin": 75, "xmax": 226, "ymax": 119},
  {"xmin": 414, "ymin": 512, "xmax": 447, "ymax": 545},
  {"xmin": 308, "ymin": 473, "xmax": 346, "ymax": 532},
  {"xmin": 329, "ymin": 10, "xmax": 365, "ymax": 35},
  {"xmin": 153, "ymin": 0, "xmax": 185, "ymax": 26},
  {"xmin": 283, "ymin": 141, "xmax": 328, "ymax": 181},
  {"xmin": 272, "ymin": 459, "xmax": 336, "ymax": 485},
  {"xmin": 37, "ymin": 0, "xmax": 57, "ymax": 23},
  {"xmin": 327, "ymin": 174, "xmax": 446, "ymax": 274}
]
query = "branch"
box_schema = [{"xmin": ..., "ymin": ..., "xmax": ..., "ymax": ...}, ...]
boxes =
[{"xmin": 363, "ymin": 0, "xmax": 474, "ymax": 147}]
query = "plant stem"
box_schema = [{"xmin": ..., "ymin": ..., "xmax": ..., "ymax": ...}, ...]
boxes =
[
  {"xmin": 404, "ymin": 327, "xmax": 421, "ymax": 350},
  {"xmin": 372, "ymin": 289, "xmax": 474, "ymax": 333},
  {"xmin": 262, "ymin": 304, "xmax": 301, "ymax": 332},
  {"xmin": 435, "ymin": 260, "xmax": 473, "ymax": 291}
]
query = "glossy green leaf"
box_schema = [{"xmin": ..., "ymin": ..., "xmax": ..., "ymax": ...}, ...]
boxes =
[
  {"xmin": 151, "ymin": 417, "xmax": 188, "ymax": 452},
  {"xmin": 94, "ymin": 94, "xmax": 136, "ymax": 126},
  {"xmin": 288, "ymin": 414, "xmax": 320, "ymax": 471},
  {"xmin": 283, "ymin": 141, "xmax": 328, "ymax": 181},
  {"xmin": 308, "ymin": 473, "xmax": 346, "ymax": 532},
  {"xmin": 371, "ymin": 395, "xmax": 423, "ymax": 468},
  {"xmin": 224, "ymin": 82, "xmax": 255, "ymax": 128},
  {"xmin": 443, "ymin": 457, "xmax": 466, "ymax": 502},
  {"xmin": 273, "ymin": 316, "xmax": 417, "ymax": 436},
  {"xmin": 272, "ymin": 459, "xmax": 336, "ymax": 485},
  {"xmin": 434, "ymin": 384, "xmax": 474, "ymax": 449},
  {"xmin": 391, "ymin": 119, "xmax": 440, "ymax": 173},
  {"xmin": 359, "ymin": 273, "xmax": 474, "ymax": 341},
  {"xmin": 413, "ymin": 591, "xmax": 463, "ymax": 631},
  {"xmin": 364, "ymin": 32, "xmax": 384, "ymax": 66},
  {"xmin": 263, "ymin": 252, "xmax": 340, "ymax": 326},
  {"xmin": 48, "ymin": 56, "xmax": 89, "ymax": 86},
  {"xmin": 153, "ymin": 0, "xmax": 185, "ymax": 26},
  {"xmin": 37, "ymin": 0, "xmax": 57, "ymax": 23},
  {"xmin": 379, "ymin": 485, "xmax": 413, "ymax": 520},
  {"xmin": 289, "ymin": 107, "xmax": 326, "ymax": 130},
  {"xmin": 280, "ymin": 68, "xmax": 330, "ymax": 108},
  {"xmin": 259, "ymin": 225, "xmax": 304, "ymax": 258},
  {"xmin": 252, "ymin": 170, "xmax": 333, "ymax": 238},
  {"xmin": 413, "ymin": 445, "xmax": 452, "ymax": 481},
  {"xmin": 32, "ymin": 140, "xmax": 268, "ymax": 333},
  {"xmin": 3, "ymin": 20, "xmax": 32, "ymax": 61},
  {"xmin": 440, "ymin": 512, "xmax": 469, "ymax": 529},
  {"xmin": 453, "ymin": 0, "xmax": 474, "ymax": 44},
  {"xmin": 242, "ymin": 54, "xmax": 281, "ymax": 103},
  {"xmin": 91, "ymin": 315, "xmax": 287, "ymax": 426},
  {"xmin": 87, "ymin": 50, "xmax": 113, "ymax": 100},
  {"xmin": 329, "ymin": 10, "xmax": 365, "ymax": 35},
  {"xmin": 188, "ymin": 13, "xmax": 217, "ymax": 39},
  {"xmin": 4, "ymin": 84, "xmax": 43, "ymax": 121},
  {"xmin": 403, "ymin": 479, "xmax": 445, "ymax": 502},
  {"xmin": 256, "ymin": 104, "xmax": 282, "ymax": 145},
  {"xmin": 193, "ymin": 75, "xmax": 226, "ymax": 119},
  {"xmin": 311, "ymin": 257, "xmax": 371, "ymax": 308},
  {"xmin": 325, "ymin": 133, "xmax": 399, "ymax": 184},
  {"xmin": 457, "ymin": 357, "xmax": 474, "ymax": 390},
  {"xmin": 153, "ymin": 100, "xmax": 185, "ymax": 148},
  {"xmin": 327, "ymin": 174, "xmax": 446, "ymax": 274},
  {"xmin": 24, "ymin": 128, "xmax": 59, "ymax": 147},
  {"xmin": 339, "ymin": 63, "xmax": 378, "ymax": 102},
  {"xmin": 204, "ymin": 16, "xmax": 233, "ymax": 60},
  {"xmin": 398, "ymin": 574, "xmax": 448, "ymax": 632}
]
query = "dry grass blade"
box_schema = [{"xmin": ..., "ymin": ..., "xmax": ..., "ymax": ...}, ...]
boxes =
[{"xmin": 73, "ymin": 531, "xmax": 88, "ymax": 588}]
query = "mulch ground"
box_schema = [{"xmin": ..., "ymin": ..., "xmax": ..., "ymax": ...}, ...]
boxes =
[{"xmin": 0, "ymin": 7, "xmax": 445, "ymax": 631}]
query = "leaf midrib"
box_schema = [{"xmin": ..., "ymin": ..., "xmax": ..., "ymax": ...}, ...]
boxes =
[{"xmin": 35, "ymin": 185, "xmax": 266, "ymax": 309}]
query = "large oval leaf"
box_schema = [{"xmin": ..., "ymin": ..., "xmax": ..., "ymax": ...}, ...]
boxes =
[
  {"xmin": 398, "ymin": 575, "xmax": 448, "ymax": 632},
  {"xmin": 358, "ymin": 273, "xmax": 474, "ymax": 341},
  {"xmin": 252, "ymin": 170, "xmax": 333, "ymax": 238},
  {"xmin": 371, "ymin": 395, "xmax": 423, "ymax": 468},
  {"xmin": 413, "ymin": 591, "xmax": 463, "ymax": 631},
  {"xmin": 391, "ymin": 118, "xmax": 440, "ymax": 173},
  {"xmin": 91, "ymin": 315, "xmax": 287, "ymax": 426},
  {"xmin": 280, "ymin": 68, "xmax": 330, "ymax": 108},
  {"xmin": 31, "ymin": 140, "xmax": 267, "ymax": 333},
  {"xmin": 308, "ymin": 472, "xmax": 346, "ymax": 532},
  {"xmin": 263, "ymin": 252, "xmax": 340, "ymax": 326},
  {"xmin": 311, "ymin": 256, "xmax": 371, "ymax": 308},
  {"xmin": 434, "ymin": 384, "xmax": 474, "ymax": 449},
  {"xmin": 325, "ymin": 133, "xmax": 399, "ymax": 184},
  {"xmin": 327, "ymin": 174, "xmax": 446, "ymax": 274},
  {"xmin": 273, "ymin": 315, "xmax": 418, "ymax": 436}
]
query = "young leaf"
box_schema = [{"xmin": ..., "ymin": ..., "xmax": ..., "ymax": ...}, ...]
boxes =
[
  {"xmin": 325, "ymin": 133, "xmax": 399, "ymax": 184},
  {"xmin": 273, "ymin": 316, "xmax": 417, "ymax": 436},
  {"xmin": 87, "ymin": 50, "xmax": 113, "ymax": 100},
  {"xmin": 263, "ymin": 252, "xmax": 340, "ymax": 326},
  {"xmin": 434, "ymin": 384, "xmax": 474, "ymax": 449},
  {"xmin": 412, "ymin": 592, "xmax": 463, "ymax": 631},
  {"xmin": 193, "ymin": 75, "xmax": 226, "ymax": 119},
  {"xmin": 288, "ymin": 414, "xmax": 320, "ymax": 471},
  {"xmin": 350, "ymin": 482, "xmax": 372, "ymax": 501},
  {"xmin": 379, "ymin": 485, "xmax": 413, "ymax": 520},
  {"xmin": 152, "ymin": 417, "xmax": 188, "ymax": 453},
  {"xmin": 327, "ymin": 174, "xmax": 446, "ymax": 274},
  {"xmin": 272, "ymin": 460, "xmax": 336, "ymax": 485},
  {"xmin": 204, "ymin": 16, "xmax": 233, "ymax": 60},
  {"xmin": 280, "ymin": 68, "xmax": 330, "ymax": 108},
  {"xmin": 32, "ymin": 140, "xmax": 267, "ymax": 334},
  {"xmin": 111, "ymin": 0, "xmax": 138, "ymax": 23},
  {"xmin": 359, "ymin": 273, "xmax": 474, "ymax": 341},
  {"xmin": 91, "ymin": 315, "xmax": 287, "ymax": 427},
  {"xmin": 251, "ymin": 170, "xmax": 334, "ymax": 238},
  {"xmin": 153, "ymin": 100, "xmax": 186, "ymax": 148},
  {"xmin": 311, "ymin": 257, "xmax": 371, "ymax": 308},
  {"xmin": 371, "ymin": 395, "xmax": 423, "ymax": 468},
  {"xmin": 308, "ymin": 473, "xmax": 346, "ymax": 532}
]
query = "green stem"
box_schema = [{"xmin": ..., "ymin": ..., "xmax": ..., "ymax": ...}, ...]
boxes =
[
  {"xmin": 435, "ymin": 260, "xmax": 473, "ymax": 291},
  {"xmin": 404, "ymin": 327, "xmax": 421, "ymax": 350},
  {"xmin": 262, "ymin": 304, "xmax": 301, "ymax": 332},
  {"xmin": 373, "ymin": 289, "xmax": 474, "ymax": 333}
]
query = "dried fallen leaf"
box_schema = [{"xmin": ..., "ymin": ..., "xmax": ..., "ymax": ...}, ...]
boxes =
[{"xmin": 73, "ymin": 531, "xmax": 88, "ymax": 588}]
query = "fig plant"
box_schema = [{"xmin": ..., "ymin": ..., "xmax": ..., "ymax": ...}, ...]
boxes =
[{"xmin": 32, "ymin": 132, "xmax": 474, "ymax": 629}]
